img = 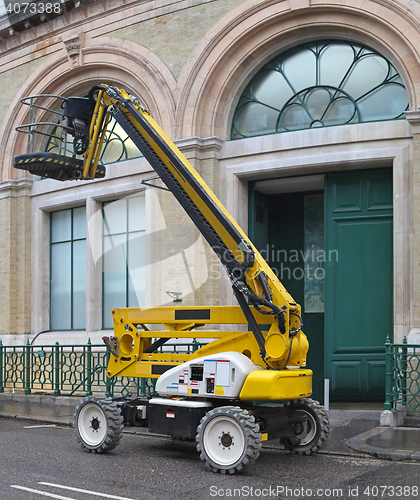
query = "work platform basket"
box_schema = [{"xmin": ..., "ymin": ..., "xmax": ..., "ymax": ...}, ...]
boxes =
[{"xmin": 13, "ymin": 94, "xmax": 105, "ymax": 181}]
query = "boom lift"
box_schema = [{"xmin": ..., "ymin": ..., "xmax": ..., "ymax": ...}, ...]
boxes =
[{"xmin": 14, "ymin": 85, "xmax": 330, "ymax": 474}]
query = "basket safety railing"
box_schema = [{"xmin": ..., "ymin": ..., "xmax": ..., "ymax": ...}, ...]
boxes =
[
  {"xmin": 385, "ymin": 336, "xmax": 420, "ymax": 412},
  {"xmin": 16, "ymin": 94, "xmax": 70, "ymax": 155},
  {"xmin": 0, "ymin": 339, "xmax": 204, "ymax": 398}
]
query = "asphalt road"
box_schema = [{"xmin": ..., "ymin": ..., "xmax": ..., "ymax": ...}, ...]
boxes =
[{"xmin": 1, "ymin": 418, "xmax": 420, "ymax": 500}]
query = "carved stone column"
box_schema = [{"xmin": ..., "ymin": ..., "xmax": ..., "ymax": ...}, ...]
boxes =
[
  {"xmin": 405, "ymin": 110, "xmax": 420, "ymax": 342},
  {"xmin": 0, "ymin": 179, "xmax": 33, "ymax": 338}
]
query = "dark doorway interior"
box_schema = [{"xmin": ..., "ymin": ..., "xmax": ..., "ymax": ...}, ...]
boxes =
[{"xmin": 249, "ymin": 186, "xmax": 325, "ymax": 402}]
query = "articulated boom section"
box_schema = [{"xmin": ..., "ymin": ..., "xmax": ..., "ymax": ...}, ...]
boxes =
[
  {"xmin": 89, "ymin": 85, "xmax": 309, "ymax": 371},
  {"xmin": 13, "ymin": 84, "xmax": 309, "ymax": 370}
]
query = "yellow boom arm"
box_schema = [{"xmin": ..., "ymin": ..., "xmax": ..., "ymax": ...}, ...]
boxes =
[
  {"xmin": 80, "ymin": 85, "xmax": 308, "ymax": 371},
  {"xmin": 13, "ymin": 84, "xmax": 309, "ymax": 377}
]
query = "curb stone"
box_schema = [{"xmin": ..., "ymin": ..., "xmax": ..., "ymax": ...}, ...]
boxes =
[
  {"xmin": 0, "ymin": 393, "xmax": 82, "ymax": 406},
  {"xmin": 346, "ymin": 427, "xmax": 420, "ymax": 462}
]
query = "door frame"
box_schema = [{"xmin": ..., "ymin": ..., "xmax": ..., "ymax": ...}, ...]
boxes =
[{"xmin": 221, "ymin": 125, "xmax": 411, "ymax": 345}]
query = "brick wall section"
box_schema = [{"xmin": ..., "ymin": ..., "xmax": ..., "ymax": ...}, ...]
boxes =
[
  {"xmin": 104, "ymin": 0, "xmax": 244, "ymax": 80},
  {"xmin": 0, "ymin": 197, "xmax": 13, "ymax": 335},
  {"xmin": 15, "ymin": 195, "xmax": 31, "ymax": 334},
  {"xmin": 0, "ymin": 55, "xmax": 49, "ymax": 132},
  {"xmin": 151, "ymin": 155, "xmax": 220, "ymax": 309},
  {"xmin": 194, "ymin": 156, "xmax": 220, "ymax": 308},
  {"xmin": 153, "ymin": 187, "xmax": 204, "ymax": 307},
  {"xmin": 0, "ymin": 194, "xmax": 31, "ymax": 335}
]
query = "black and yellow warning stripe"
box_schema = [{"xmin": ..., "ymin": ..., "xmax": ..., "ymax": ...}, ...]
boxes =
[{"xmin": 13, "ymin": 152, "xmax": 106, "ymax": 181}]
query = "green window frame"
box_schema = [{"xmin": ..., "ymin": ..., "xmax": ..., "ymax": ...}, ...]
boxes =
[
  {"xmin": 231, "ymin": 40, "xmax": 409, "ymax": 139},
  {"xmin": 50, "ymin": 206, "xmax": 86, "ymax": 330},
  {"xmin": 102, "ymin": 196, "xmax": 146, "ymax": 329}
]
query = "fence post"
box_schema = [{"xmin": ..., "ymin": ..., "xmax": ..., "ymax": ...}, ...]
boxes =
[
  {"xmin": 86, "ymin": 338, "xmax": 92, "ymax": 397},
  {"xmin": 24, "ymin": 340, "xmax": 31, "ymax": 395},
  {"xmin": 0, "ymin": 340, "xmax": 3, "ymax": 393},
  {"xmin": 140, "ymin": 377, "xmax": 146, "ymax": 397},
  {"xmin": 105, "ymin": 348, "xmax": 112, "ymax": 398},
  {"xmin": 384, "ymin": 335, "xmax": 392, "ymax": 410},
  {"xmin": 402, "ymin": 336, "xmax": 408, "ymax": 406},
  {"xmin": 54, "ymin": 342, "xmax": 61, "ymax": 397}
]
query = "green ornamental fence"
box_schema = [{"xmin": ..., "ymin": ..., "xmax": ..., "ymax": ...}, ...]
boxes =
[
  {"xmin": 0, "ymin": 339, "xmax": 203, "ymax": 398},
  {"xmin": 385, "ymin": 336, "xmax": 420, "ymax": 412}
]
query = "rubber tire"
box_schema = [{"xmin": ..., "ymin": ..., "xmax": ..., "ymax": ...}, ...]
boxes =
[
  {"xmin": 74, "ymin": 395, "xmax": 124, "ymax": 453},
  {"xmin": 196, "ymin": 406, "xmax": 261, "ymax": 474},
  {"xmin": 280, "ymin": 398, "xmax": 330, "ymax": 455}
]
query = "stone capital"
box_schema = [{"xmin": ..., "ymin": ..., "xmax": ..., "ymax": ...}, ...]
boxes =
[
  {"xmin": 175, "ymin": 137, "xmax": 224, "ymax": 160},
  {"xmin": 405, "ymin": 110, "xmax": 420, "ymax": 134},
  {"xmin": 0, "ymin": 179, "xmax": 33, "ymax": 200}
]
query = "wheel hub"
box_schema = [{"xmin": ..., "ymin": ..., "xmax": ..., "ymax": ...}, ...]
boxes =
[
  {"xmin": 293, "ymin": 420, "xmax": 308, "ymax": 437},
  {"xmin": 220, "ymin": 432, "xmax": 234, "ymax": 448},
  {"xmin": 90, "ymin": 417, "xmax": 101, "ymax": 431},
  {"xmin": 290, "ymin": 408, "xmax": 317, "ymax": 446}
]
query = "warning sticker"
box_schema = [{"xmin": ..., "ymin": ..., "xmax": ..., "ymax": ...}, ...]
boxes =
[
  {"xmin": 215, "ymin": 360, "xmax": 230, "ymax": 387},
  {"xmin": 204, "ymin": 360, "xmax": 217, "ymax": 375}
]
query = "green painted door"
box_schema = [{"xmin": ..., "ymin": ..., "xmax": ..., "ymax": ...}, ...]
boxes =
[{"xmin": 324, "ymin": 169, "xmax": 393, "ymax": 401}]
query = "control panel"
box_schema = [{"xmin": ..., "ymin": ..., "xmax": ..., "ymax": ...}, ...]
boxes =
[{"xmin": 155, "ymin": 351, "xmax": 258, "ymax": 399}]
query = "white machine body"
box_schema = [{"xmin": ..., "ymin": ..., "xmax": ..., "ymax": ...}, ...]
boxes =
[{"xmin": 155, "ymin": 351, "xmax": 257, "ymax": 399}]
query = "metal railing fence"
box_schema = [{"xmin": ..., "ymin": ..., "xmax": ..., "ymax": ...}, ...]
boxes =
[
  {"xmin": 385, "ymin": 336, "xmax": 420, "ymax": 412},
  {"xmin": 0, "ymin": 339, "xmax": 203, "ymax": 398}
]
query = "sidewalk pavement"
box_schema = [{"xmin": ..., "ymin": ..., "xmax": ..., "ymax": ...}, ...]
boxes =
[{"xmin": 1, "ymin": 394, "xmax": 420, "ymax": 461}]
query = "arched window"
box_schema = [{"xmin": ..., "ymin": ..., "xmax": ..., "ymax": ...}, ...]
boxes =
[{"xmin": 231, "ymin": 41, "xmax": 409, "ymax": 139}]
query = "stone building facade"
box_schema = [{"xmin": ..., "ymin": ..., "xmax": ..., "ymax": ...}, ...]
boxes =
[{"xmin": 1, "ymin": 0, "xmax": 420, "ymax": 401}]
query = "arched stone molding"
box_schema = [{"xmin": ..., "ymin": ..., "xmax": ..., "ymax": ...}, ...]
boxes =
[
  {"xmin": 0, "ymin": 37, "xmax": 177, "ymax": 181},
  {"xmin": 177, "ymin": 0, "xmax": 420, "ymax": 139}
]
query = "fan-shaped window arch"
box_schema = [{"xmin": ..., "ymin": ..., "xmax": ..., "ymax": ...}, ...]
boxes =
[{"xmin": 231, "ymin": 41, "xmax": 409, "ymax": 139}]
